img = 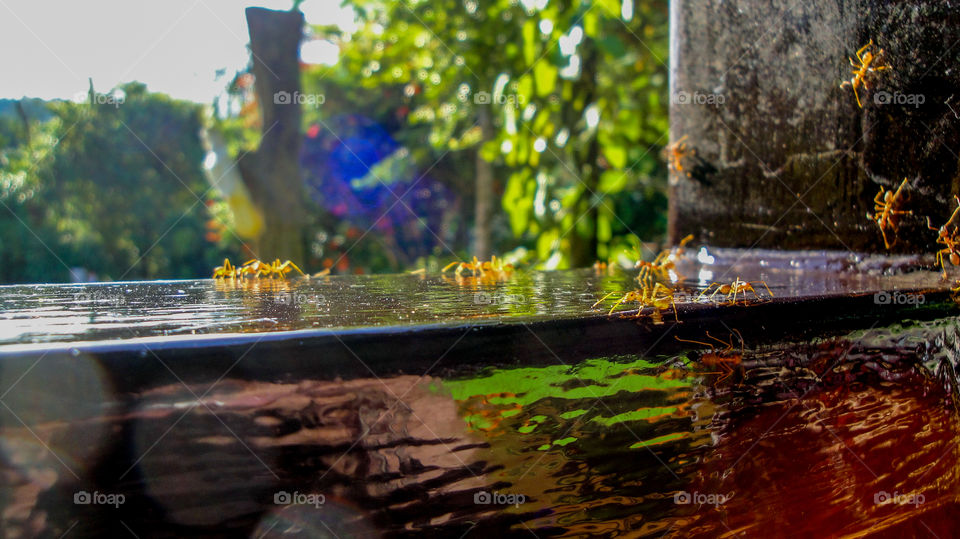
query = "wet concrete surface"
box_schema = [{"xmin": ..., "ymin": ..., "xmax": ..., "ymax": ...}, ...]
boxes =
[{"xmin": 0, "ymin": 248, "xmax": 951, "ymax": 349}]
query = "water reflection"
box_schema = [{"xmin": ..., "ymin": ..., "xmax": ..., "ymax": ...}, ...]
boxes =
[{"xmin": 0, "ymin": 320, "xmax": 958, "ymax": 536}]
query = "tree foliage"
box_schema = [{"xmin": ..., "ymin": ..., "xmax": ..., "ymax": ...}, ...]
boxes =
[
  {"xmin": 0, "ymin": 1, "xmax": 671, "ymax": 283},
  {"xmin": 322, "ymin": 0, "xmax": 670, "ymax": 268},
  {"xmin": 0, "ymin": 83, "xmax": 236, "ymax": 283}
]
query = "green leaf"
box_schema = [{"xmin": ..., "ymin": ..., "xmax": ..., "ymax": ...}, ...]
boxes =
[
  {"xmin": 536, "ymin": 228, "xmax": 559, "ymax": 260},
  {"xmin": 480, "ymin": 139, "xmax": 500, "ymax": 162},
  {"xmin": 523, "ymin": 20, "xmax": 537, "ymax": 65},
  {"xmin": 503, "ymin": 170, "xmax": 534, "ymax": 236},
  {"xmin": 534, "ymin": 62, "xmax": 558, "ymax": 97},
  {"xmin": 597, "ymin": 210, "xmax": 612, "ymax": 242},
  {"xmin": 518, "ymin": 75, "xmax": 534, "ymax": 104},
  {"xmin": 584, "ymin": 11, "xmax": 599, "ymax": 36},
  {"xmin": 598, "ymin": 35, "xmax": 626, "ymax": 57},
  {"xmin": 598, "ymin": 170, "xmax": 629, "ymax": 194},
  {"xmin": 604, "ymin": 144, "xmax": 627, "ymax": 169}
]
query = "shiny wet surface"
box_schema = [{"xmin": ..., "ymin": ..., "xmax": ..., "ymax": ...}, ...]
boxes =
[
  {"xmin": 2, "ymin": 319, "xmax": 959, "ymax": 537},
  {"xmin": 0, "ymin": 248, "xmax": 946, "ymax": 347},
  {"xmin": 1, "ymin": 250, "xmax": 959, "ymax": 537}
]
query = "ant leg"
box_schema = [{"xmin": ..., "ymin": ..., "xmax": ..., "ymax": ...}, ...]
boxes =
[
  {"xmin": 874, "ymin": 189, "xmax": 886, "ymax": 206},
  {"xmin": 608, "ymin": 293, "xmax": 631, "ymax": 315},
  {"xmin": 705, "ymin": 331, "xmax": 731, "ymax": 351},
  {"xmin": 893, "ymin": 178, "xmax": 909, "ymax": 197},
  {"xmin": 675, "ymin": 335, "xmax": 715, "ymax": 348},
  {"xmin": 948, "ymin": 197, "xmax": 960, "ymax": 226},
  {"xmin": 718, "ymin": 363, "xmax": 734, "ymax": 385},
  {"xmin": 592, "ymin": 291, "xmax": 618, "ymax": 310},
  {"xmin": 714, "ymin": 287, "xmax": 729, "ymax": 302},
  {"xmin": 698, "ymin": 283, "xmax": 719, "ymax": 300},
  {"xmin": 752, "ymin": 280, "xmax": 774, "ymax": 297},
  {"xmin": 283, "ymin": 261, "xmax": 305, "ymax": 276},
  {"xmin": 731, "ymin": 329, "xmax": 745, "ymax": 355}
]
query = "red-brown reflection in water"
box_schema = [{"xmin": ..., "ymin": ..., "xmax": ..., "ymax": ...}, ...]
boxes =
[{"xmin": 675, "ymin": 354, "xmax": 960, "ymax": 538}]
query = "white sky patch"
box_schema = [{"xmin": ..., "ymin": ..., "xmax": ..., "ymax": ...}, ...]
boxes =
[
  {"xmin": 301, "ymin": 39, "xmax": 339, "ymax": 65},
  {"xmin": 0, "ymin": 0, "xmax": 354, "ymax": 102}
]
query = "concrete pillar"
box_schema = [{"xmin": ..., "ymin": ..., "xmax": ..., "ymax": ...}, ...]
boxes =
[{"xmin": 669, "ymin": 0, "xmax": 960, "ymax": 252}]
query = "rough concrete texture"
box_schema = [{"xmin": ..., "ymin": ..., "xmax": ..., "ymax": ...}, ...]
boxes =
[{"xmin": 669, "ymin": 0, "xmax": 960, "ymax": 253}]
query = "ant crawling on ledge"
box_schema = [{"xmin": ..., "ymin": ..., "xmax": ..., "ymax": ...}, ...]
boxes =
[{"xmin": 698, "ymin": 277, "xmax": 773, "ymax": 305}]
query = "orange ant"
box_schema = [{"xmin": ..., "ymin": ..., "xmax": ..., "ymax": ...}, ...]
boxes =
[
  {"xmin": 928, "ymin": 195, "xmax": 960, "ymax": 277},
  {"xmin": 443, "ymin": 255, "xmax": 514, "ymax": 280},
  {"xmin": 664, "ymin": 135, "xmax": 694, "ymax": 176},
  {"xmin": 840, "ymin": 39, "xmax": 891, "ymax": 108},
  {"xmin": 675, "ymin": 329, "xmax": 745, "ymax": 385},
  {"xmin": 699, "ymin": 277, "xmax": 773, "ymax": 304},
  {"xmin": 592, "ymin": 282, "xmax": 678, "ymax": 323},
  {"xmin": 635, "ymin": 234, "xmax": 694, "ymax": 284},
  {"xmin": 868, "ymin": 178, "xmax": 912, "ymax": 249},
  {"xmin": 238, "ymin": 258, "xmax": 306, "ymax": 279},
  {"xmin": 212, "ymin": 258, "xmax": 239, "ymax": 279}
]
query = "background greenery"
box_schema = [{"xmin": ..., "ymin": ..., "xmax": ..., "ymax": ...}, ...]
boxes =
[{"xmin": 0, "ymin": 0, "xmax": 668, "ymax": 284}]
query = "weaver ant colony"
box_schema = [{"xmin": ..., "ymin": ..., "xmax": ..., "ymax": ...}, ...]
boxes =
[
  {"xmin": 212, "ymin": 258, "xmax": 306, "ymax": 280},
  {"xmin": 442, "ymin": 255, "xmax": 515, "ymax": 284},
  {"xmin": 636, "ymin": 234, "xmax": 693, "ymax": 285},
  {"xmin": 862, "ymin": 178, "xmax": 960, "ymax": 283},
  {"xmin": 591, "ymin": 234, "xmax": 777, "ymax": 324}
]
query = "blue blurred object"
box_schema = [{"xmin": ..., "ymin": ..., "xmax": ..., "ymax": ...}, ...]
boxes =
[{"xmin": 301, "ymin": 115, "xmax": 454, "ymax": 261}]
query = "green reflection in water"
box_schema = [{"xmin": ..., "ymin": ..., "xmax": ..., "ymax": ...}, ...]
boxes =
[
  {"xmin": 433, "ymin": 356, "xmax": 692, "ymax": 443},
  {"xmin": 437, "ymin": 356, "xmax": 686, "ymax": 404}
]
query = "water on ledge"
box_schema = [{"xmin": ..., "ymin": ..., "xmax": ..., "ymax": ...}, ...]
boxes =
[{"xmin": 0, "ymin": 248, "xmax": 949, "ymax": 347}]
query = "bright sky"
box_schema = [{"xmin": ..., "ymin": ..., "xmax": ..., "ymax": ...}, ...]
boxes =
[{"xmin": 0, "ymin": 0, "xmax": 353, "ymax": 103}]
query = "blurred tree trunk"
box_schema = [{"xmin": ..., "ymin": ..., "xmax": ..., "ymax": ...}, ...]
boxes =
[
  {"xmin": 568, "ymin": 43, "xmax": 600, "ymax": 268},
  {"xmin": 237, "ymin": 7, "xmax": 307, "ymax": 263},
  {"xmin": 474, "ymin": 107, "xmax": 494, "ymax": 260},
  {"xmin": 15, "ymin": 100, "xmax": 30, "ymax": 144}
]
